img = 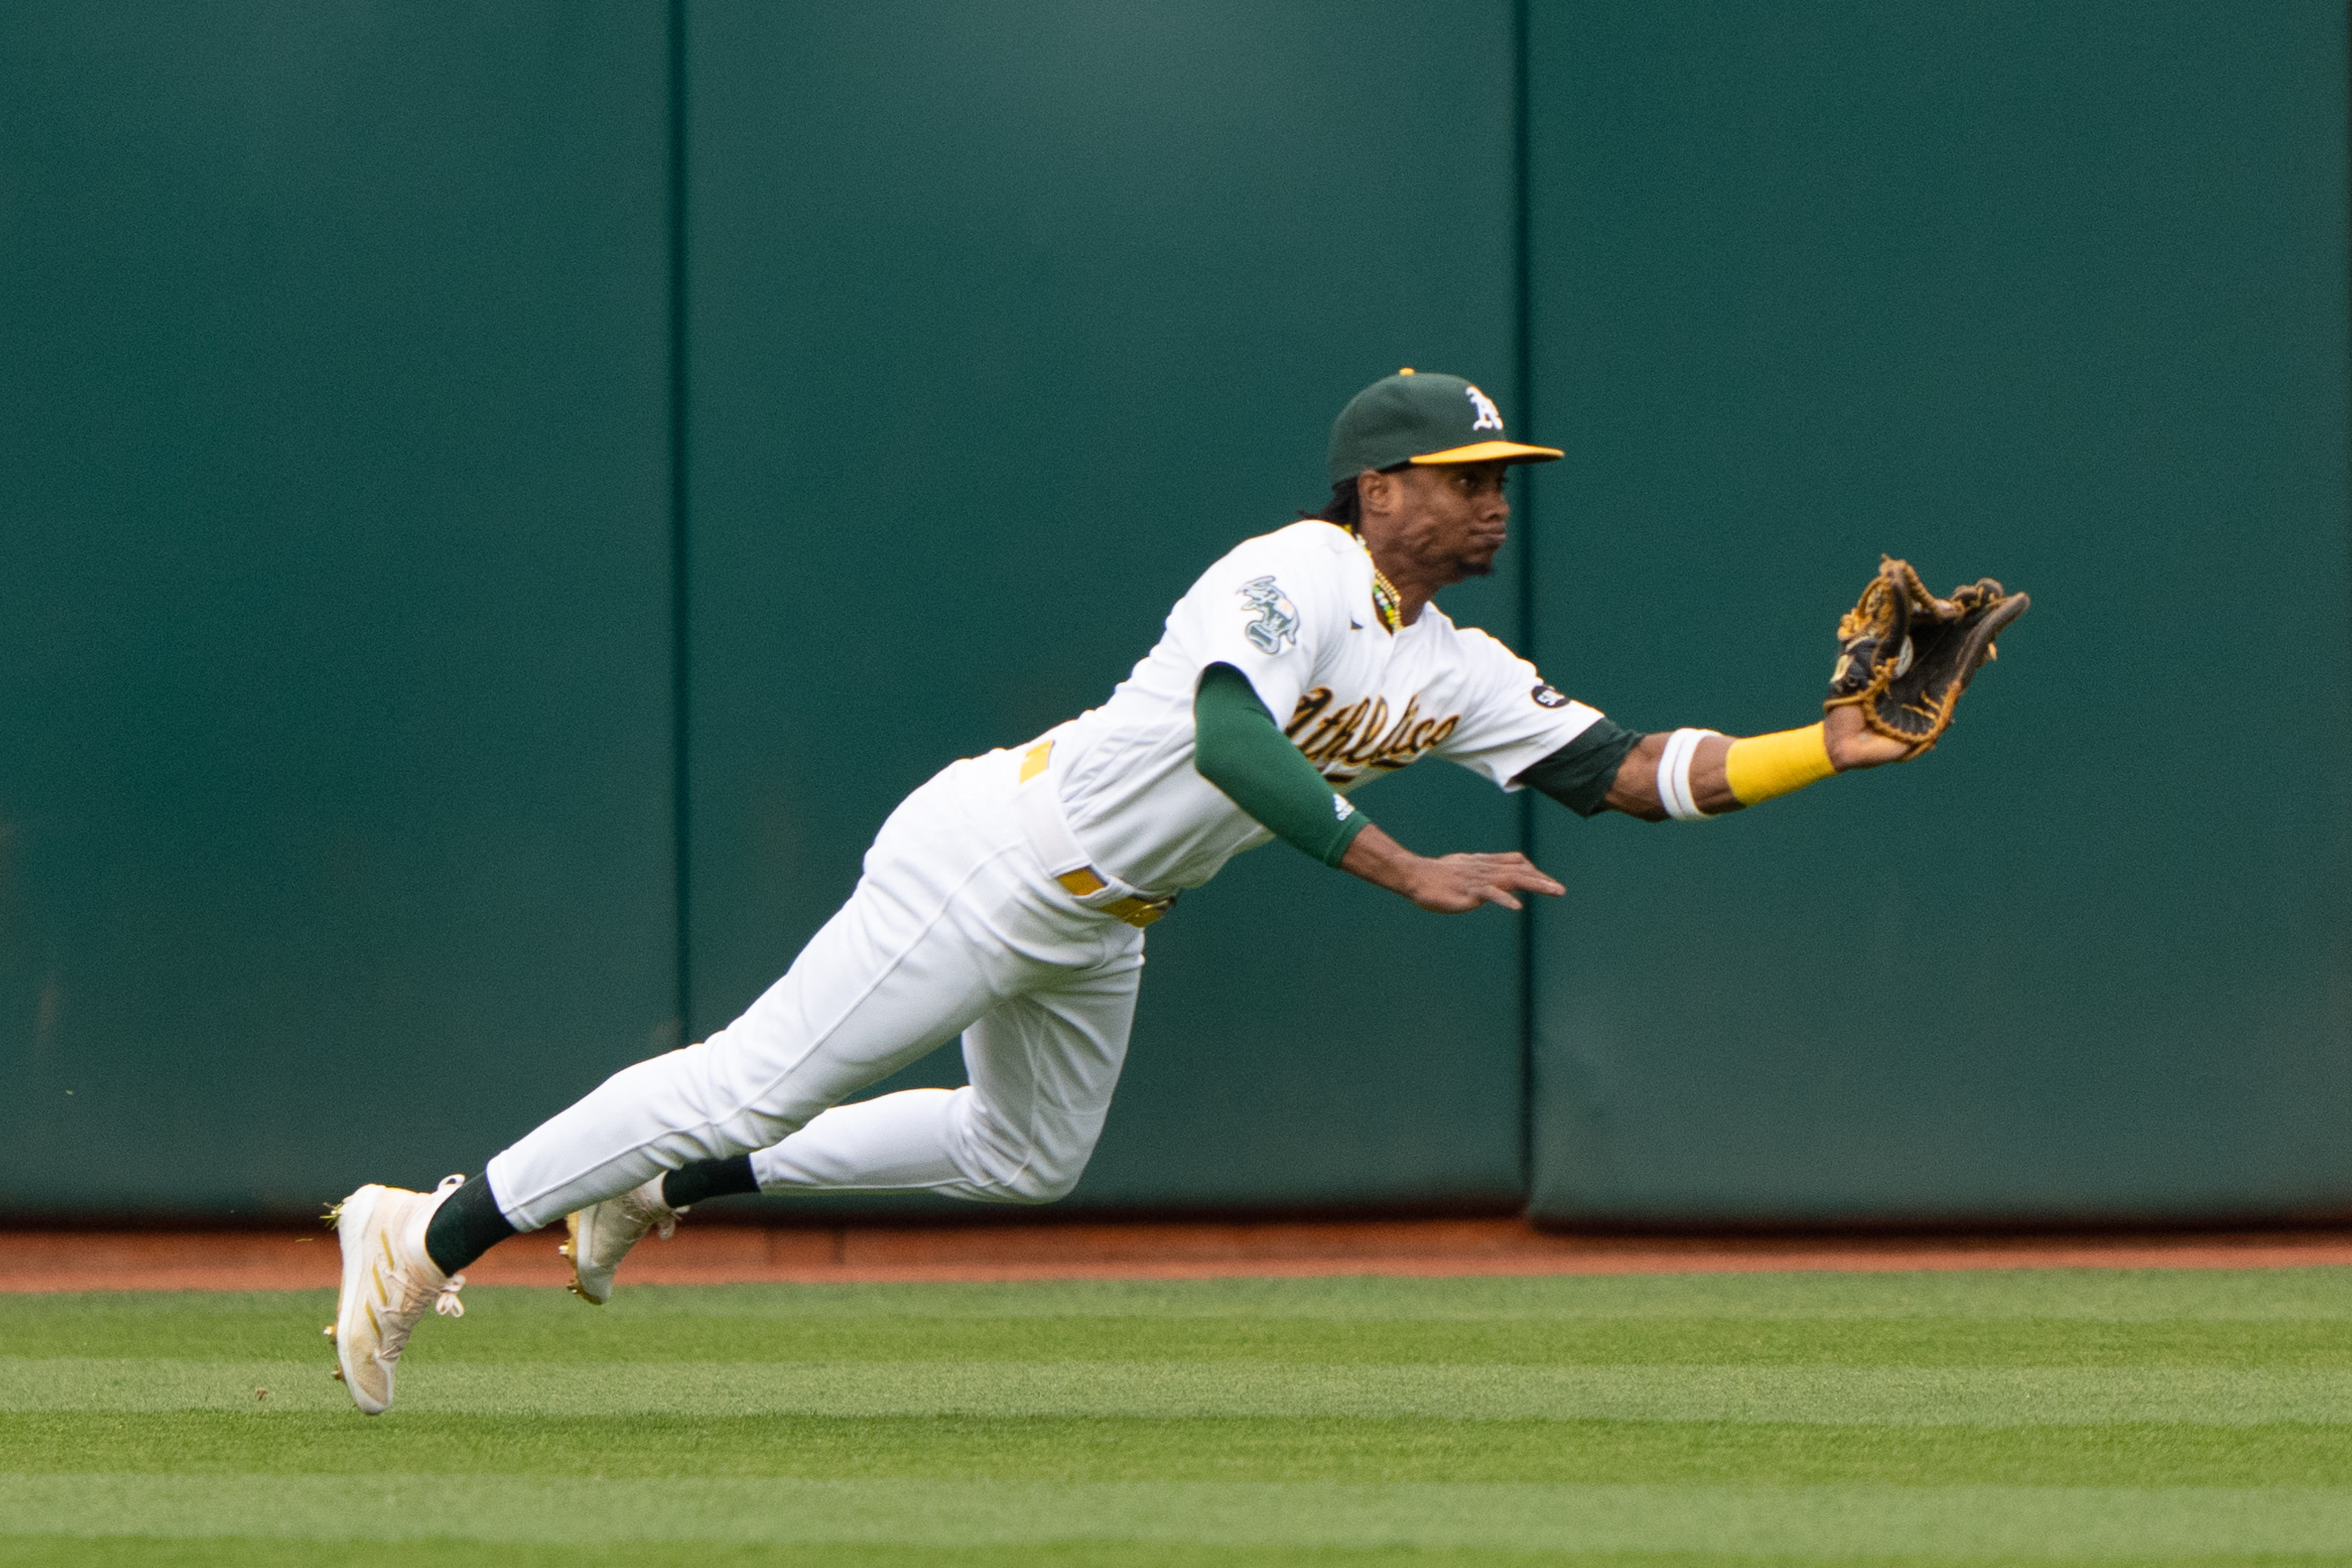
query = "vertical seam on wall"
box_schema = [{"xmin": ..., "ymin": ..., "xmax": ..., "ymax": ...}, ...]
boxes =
[
  {"xmin": 1510, "ymin": 0, "xmax": 1536, "ymax": 1204},
  {"xmin": 668, "ymin": 0, "xmax": 693, "ymax": 1041}
]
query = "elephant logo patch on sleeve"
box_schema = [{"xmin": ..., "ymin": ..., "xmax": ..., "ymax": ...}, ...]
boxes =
[{"xmin": 1237, "ymin": 575, "xmax": 1301, "ymax": 654}]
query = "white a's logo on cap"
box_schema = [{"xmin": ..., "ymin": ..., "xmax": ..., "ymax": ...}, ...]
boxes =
[{"xmin": 1465, "ymin": 384, "xmax": 1504, "ymax": 432}]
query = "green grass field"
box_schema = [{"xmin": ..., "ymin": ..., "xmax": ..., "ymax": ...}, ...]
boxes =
[{"xmin": 2, "ymin": 1266, "xmax": 2348, "ymax": 1564}]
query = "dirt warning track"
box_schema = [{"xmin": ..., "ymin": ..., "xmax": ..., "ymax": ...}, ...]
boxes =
[{"xmin": 5, "ymin": 1217, "xmax": 2351, "ymax": 1292}]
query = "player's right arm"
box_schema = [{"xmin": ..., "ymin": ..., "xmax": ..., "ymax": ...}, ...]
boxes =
[
  {"xmin": 1192, "ymin": 661, "xmax": 1563, "ymax": 914},
  {"xmin": 1180, "ymin": 527, "xmax": 1560, "ymax": 915}
]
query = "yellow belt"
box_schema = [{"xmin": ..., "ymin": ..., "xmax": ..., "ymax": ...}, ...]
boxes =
[
  {"xmin": 1023, "ymin": 740, "xmax": 1176, "ymax": 929},
  {"xmin": 1052, "ymin": 865, "xmax": 1176, "ymax": 929}
]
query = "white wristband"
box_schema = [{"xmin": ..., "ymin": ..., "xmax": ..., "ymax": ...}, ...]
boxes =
[{"xmin": 1656, "ymin": 727, "xmax": 1720, "ymax": 821}]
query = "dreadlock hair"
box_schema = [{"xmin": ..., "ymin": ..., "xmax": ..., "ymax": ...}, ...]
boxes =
[{"xmin": 1300, "ymin": 477, "xmax": 1362, "ymax": 530}]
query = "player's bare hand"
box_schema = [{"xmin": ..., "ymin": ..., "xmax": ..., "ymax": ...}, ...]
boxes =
[
  {"xmin": 1405, "ymin": 852, "xmax": 1564, "ymax": 913},
  {"xmin": 1338, "ymin": 825, "xmax": 1563, "ymax": 912},
  {"xmin": 1823, "ymin": 703, "xmax": 1920, "ymax": 770}
]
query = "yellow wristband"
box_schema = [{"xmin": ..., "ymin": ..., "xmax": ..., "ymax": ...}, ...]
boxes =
[{"xmin": 1724, "ymin": 723, "xmax": 1836, "ymax": 807}]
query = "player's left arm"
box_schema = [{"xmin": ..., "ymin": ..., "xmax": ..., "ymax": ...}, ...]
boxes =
[
  {"xmin": 1523, "ymin": 558, "xmax": 2028, "ymax": 822},
  {"xmin": 1582, "ymin": 707, "xmax": 1905, "ymax": 822}
]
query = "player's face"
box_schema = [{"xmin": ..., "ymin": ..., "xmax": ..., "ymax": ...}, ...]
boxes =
[{"xmin": 1385, "ymin": 462, "xmax": 1511, "ymax": 582}]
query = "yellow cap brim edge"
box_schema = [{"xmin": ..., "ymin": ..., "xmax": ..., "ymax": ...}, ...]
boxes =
[{"xmin": 1409, "ymin": 440, "xmax": 1564, "ymax": 465}]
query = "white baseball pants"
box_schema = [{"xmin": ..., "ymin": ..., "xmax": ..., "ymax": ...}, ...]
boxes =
[{"xmin": 484, "ymin": 745, "xmax": 1146, "ymax": 1231}]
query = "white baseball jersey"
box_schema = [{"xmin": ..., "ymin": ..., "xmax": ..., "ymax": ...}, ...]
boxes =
[{"xmin": 1049, "ymin": 519, "xmax": 1606, "ymax": 892}]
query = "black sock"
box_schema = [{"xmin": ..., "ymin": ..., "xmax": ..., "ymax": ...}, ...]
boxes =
[
  {"xmin": 424, "ymin": 1172, "xmax": 518, "ymax": 1275},
  {"xmin": 662, "ymin": 1154, "xmax": 759, "ymax": 1209}
]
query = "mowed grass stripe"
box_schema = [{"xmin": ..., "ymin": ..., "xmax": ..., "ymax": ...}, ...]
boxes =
[
  {"xmin": 32, "ymin": 1547, "xmax": 2329, "ymax": 1568},
  {"xmin": 6, "ymin": 1473, "xmax": 2352, "ymax": 1553},
  {"xmin": 405, "ymin": 1316, "xmax": 2352, "ymax": 1369},
  {"xmin": 9, "ymin": 1356, "xmax": 2352, "ymax": 1424},
  {"xmin": 9, "ymin": 1412, "xmax": 2352, "ymax": 1487},
  {"xmin": 11, "ymin": 1267, "xmax": 2352, "ymax": 1330},
  {"xmin": 25, "ymin": 1308, "xmax": 2352, "ymax": 1370}
]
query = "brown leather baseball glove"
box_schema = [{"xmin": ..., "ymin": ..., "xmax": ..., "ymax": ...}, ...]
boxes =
[{"xmin": 1825, "ymin": 557, "xmax": 2028, "ymax": 751}]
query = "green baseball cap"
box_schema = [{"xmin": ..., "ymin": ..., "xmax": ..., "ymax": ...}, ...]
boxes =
[{"xmin": 1327, "ymin": 369, "xmax": 1563, "ymax": 485}]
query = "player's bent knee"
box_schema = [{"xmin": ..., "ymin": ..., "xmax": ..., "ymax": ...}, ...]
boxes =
[
  {"xmin": 949, "ymin": 1093, "xmax": 1097, "ymax": 1204},
  {"xmin": 1006, "ymin": 1165, "xmax": 1084, "ymax": 1204},
  {"xmin": 709, "ymin": 1106, "xmax": 800, "ymax": 1161},
  {"xmin": 960, "ymin": 1158, "xmax": 1085, "ymax": 1205}
]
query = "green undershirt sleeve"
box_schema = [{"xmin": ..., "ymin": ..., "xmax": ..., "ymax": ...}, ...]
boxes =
[
  {"xmin": 1194, "ymin": 662, "xmax": 1372, "ymax": 867},
  {"xmin": 1513, "ymin": 716, "xmax": 1645, "ymax": 817}
]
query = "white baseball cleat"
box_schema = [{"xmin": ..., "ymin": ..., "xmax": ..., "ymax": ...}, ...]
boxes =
[
  {"xmin": 560, "ymin": 1175, "xmax": 685, "ymax": 1305},
  {"xmin": 323, "ymin": 1175, "xmax": 468, "ymax": 1415}
]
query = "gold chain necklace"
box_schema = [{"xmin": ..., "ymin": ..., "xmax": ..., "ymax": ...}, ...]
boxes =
[
  {"xmin": 1368, "ymin": 566, "xmax": 1403, "ymax": 633},
  {"xmin": 1348, "ymin": 525, "xmax": 1405, "ymax": 633}
]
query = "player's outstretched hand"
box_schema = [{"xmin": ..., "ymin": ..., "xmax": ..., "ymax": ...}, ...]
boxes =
[
  {"xmin": 1822, "ymin": 703, "xmax": 1917, "ymax": 770},
  {"xmin": 1339, "ymin": 825, "xmax": 1564, "ymax": 913},
  {"xmin": 1405, "ymin": 852, "xmax": 1566, "ymax": 914}
]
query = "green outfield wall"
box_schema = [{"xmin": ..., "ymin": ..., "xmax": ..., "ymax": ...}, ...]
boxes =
[
  {"xmin": 1, "ymin": 1, "xmax": 2343, "ymax": 1221},
  {"xmin": 681, "ymin": 2, "xmax": 1527, "ymax": 1215},
  {"xmin": 0, "ymin": 1, "xmax": 679, "ymax": 1213},
  {"xmin": 1523, "ymin": 1, "xmax": 2352, "ymax": 1223}
]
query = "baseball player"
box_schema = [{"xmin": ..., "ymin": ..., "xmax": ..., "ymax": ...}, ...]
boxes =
[{"xmin": 325, "ymin": 370, "xmax": 2023, "ymax": 1412}]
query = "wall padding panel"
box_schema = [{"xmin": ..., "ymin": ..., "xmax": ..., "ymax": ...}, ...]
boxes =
[
  {"xmin": 0, "ymin": 1, "xmax": 676, "ymax": 1213},
  {"xmin": 687, "ymin": 0, "xmax": 1530, "ymax": 1212},
  {"xmin": 1526, "ymin": 1, "xmax": 2352, "ymax": 1221}
]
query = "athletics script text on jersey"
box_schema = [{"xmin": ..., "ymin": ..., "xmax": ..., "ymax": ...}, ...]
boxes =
[
  {"xmin": 1284, "ymin": 688, "xmax": 1457, "ymax": 778},
  {"xmin": 1041, "ymin": 519, "xmax": 1606, "ymax": 892}
]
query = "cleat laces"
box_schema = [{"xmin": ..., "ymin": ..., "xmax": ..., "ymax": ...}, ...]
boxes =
[
  {"xmin": 372, "ymin": 1174, "xmax": 470, "ymax": 1365},
  {"xmin": 617, "ymin": 1181, "xmax": 681, "ymax": 1241},
  {"xmin": 374, "ymin": 1266, "xmax": 465, "ymax": 1365},
  {"xmin": 603, "ymin": 1183, "xmax": 680, "ymax": 1248}
]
